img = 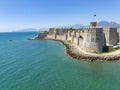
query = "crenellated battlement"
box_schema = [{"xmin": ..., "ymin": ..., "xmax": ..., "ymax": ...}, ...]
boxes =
[{"xmin": 37, "ymin": 22, "xmax": 120, "ymax": 53}]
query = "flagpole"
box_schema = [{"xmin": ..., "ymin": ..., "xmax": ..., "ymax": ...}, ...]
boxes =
[
  {"xmin": 93, "ymin": 14, "xmax": 96, "ymax": 22},
  {"xmin": 90, "ymin": 14, "xmax": 97, "ymax": 27}
]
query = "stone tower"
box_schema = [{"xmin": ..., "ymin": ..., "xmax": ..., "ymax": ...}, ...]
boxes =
[
  {"xmin": 49, "ymin": 28, "xmax": 57, "ymax": 39},
  {"xmin": 90, "ymin": 22, "xmax": 97, "ymax": 27},
  {"xmin": 82, "ymin": 22, "xmax": 105, "ymax": 53},
  {"xmin": 103, "ymin": 27, "xmax": 118, "ymax": 46}
]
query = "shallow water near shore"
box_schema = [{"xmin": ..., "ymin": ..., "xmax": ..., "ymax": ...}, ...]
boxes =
[{"xmin": 0, "ymin": 32, "xmax": 120, "ymax": 90}]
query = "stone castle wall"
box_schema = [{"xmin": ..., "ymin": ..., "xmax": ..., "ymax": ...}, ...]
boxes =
[
  {"xmin": 67, "ymin": 31, "xmax": 73, "ymax": 42},
  {"xmin": 73, "ymin": 37, "xmax": 79, "ymax": 45},
  {"xmin": 47, "ymin": 34, "xmax": 56, "ymax": 39},
  {"xmin": 49, "ymin": 28, "xmax": 68, "ymax": 35},
  {"xmin": 81, "ymin": 28, "xmax": 105, "ymax": 52},
  {"xmin": 38, "ymin": 26, "xmax": 120, "ymax": 53},
  {"xmin": 56, "ymin": 34, "xmax": 67, "ymax": 41},
  {"xmin": 103, "ymin": 27, "xmax": 118, "ymax": 46},
  {"xmin": 79, "ymin": 38, "xmax": 83, "ymax": 47},
  {"xmin": 117, "ymin": 29, "xmax": 120, "ymax": 43},
  {"xmin": 36, "ymin": 31, "xmax": 48, "ymax": 39}
]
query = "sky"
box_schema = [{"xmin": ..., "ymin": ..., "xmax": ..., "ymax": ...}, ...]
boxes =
[{"xmin": 0, "ymin": 0, "xmax": 120, "ymax": 32}]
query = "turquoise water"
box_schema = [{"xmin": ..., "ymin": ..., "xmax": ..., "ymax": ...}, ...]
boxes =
[{"xmin": 0, "ymin": 32, "xmax": 120, "ymax": 90}]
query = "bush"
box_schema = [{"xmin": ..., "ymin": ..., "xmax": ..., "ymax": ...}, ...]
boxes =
[
  {"xmin": 67, "ymin": 40, "xmax": 71, "ymax": 43},
  {"xmin": 103, "ymin": 46, "xmax": 120, "ymax": 53}
]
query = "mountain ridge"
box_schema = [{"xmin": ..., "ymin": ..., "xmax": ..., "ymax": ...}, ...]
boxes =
[
  {"xmin": 97, "ymin": 21, "xmax": 120, "ymax": 27},
  {"xmin": 13, "ymin": 21, "xmax": 120, "ymax": 32}
]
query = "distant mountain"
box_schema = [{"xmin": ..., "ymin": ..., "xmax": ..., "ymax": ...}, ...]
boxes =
[
  {"xmin": 97, "ymin": 21, "xmax": 120, "ymax": 27},
  {"xmin": 53, "ymin": 24, "xmax": 85, "ymax": 29},
  {"xmin": 13, "ymin": 28, "xmax": 39, "ymax": 32},
  {"xmin": 13, "ymin": 28, "xmax": 49, "ymax": 32},
  {"xmin": 13, "ymin": 21, "xmax": 120, "ymax": 32},
  {"xmin": 72, "ymin": 24, "xmax": 85, "ymax": 28},
  {"xmin": 53, "ymin": 21, "xmax": 120, "ymax": 29},
  {"xmin": 13, "ymin": 24, "xmax": 84, "ymax": 32}
]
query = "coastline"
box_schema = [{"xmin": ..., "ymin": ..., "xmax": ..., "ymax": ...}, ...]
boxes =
[
  {"xmin": 46, "ymin": 39, "xmax": 120, "ymax": 61},
  {"xmin": 31, "ymin": 25, "xmax": 120, "ymax": 61}
]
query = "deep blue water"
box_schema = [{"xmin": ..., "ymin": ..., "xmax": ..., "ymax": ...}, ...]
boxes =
[{"xmin": 0, "ymin": 32, "xmax": 120, "ymax": 90}]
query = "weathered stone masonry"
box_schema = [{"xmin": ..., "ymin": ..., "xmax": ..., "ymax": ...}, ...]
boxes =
[{"xmin": 37, "ymin": 22, "xmax": 120, "ymax": 53}]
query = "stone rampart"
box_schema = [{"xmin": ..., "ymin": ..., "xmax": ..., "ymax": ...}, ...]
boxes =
[
  {"xmin": 38, "ymin": 26, "xmax": 120, "ymax": 53},
  {"xmin": 73, "ymin": 37, "xmax": 79, "ymax": 45},
  {"xmin": 103, "ymin": 27, "xmax": 118, "ymax": 46}
]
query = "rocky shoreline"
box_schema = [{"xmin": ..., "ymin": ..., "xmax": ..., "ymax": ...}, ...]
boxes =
[
  {"xmin": 29, "ymin": 38, "xmax": 120, "ymax": 61},
  {"xmin": 50, "ymin": 40, "xmax": 120, "ymax": 61},
  {"xmin": 61, "ymin": 41, "xmax": 120, "ymax": 61}
]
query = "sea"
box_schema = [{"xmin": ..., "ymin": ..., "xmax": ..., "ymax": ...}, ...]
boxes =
[{"xmin": 0, "ymin": 32, "xmax": 120, "ymax": 90}]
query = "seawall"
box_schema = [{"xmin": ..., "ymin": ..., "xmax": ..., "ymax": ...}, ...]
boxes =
[
  {"xmin": 41, "ymin": 39, "xmax": 120, "ymax": 61},
  {"xmin": 62, "ymin": 41, "xmax": 120, "ymax": 61}
]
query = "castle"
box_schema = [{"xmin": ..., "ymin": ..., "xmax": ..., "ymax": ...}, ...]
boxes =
[{"xmin": 37, "ymin": 22, "xmax": 120, "ymax": 53}]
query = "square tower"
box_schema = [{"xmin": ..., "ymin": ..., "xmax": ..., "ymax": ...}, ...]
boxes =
[
  {"xmin": 103, "ymin": 27, "xmax": 118, "ymax": 46},
  {"xmin": 82, "ymin": 27, "xmax": 105, "ymax": 53}
]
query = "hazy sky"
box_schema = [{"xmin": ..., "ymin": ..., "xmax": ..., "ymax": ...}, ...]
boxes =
[{"xmin": 0, "ymin": 0, "xmax": 120, "ymax": 32}]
